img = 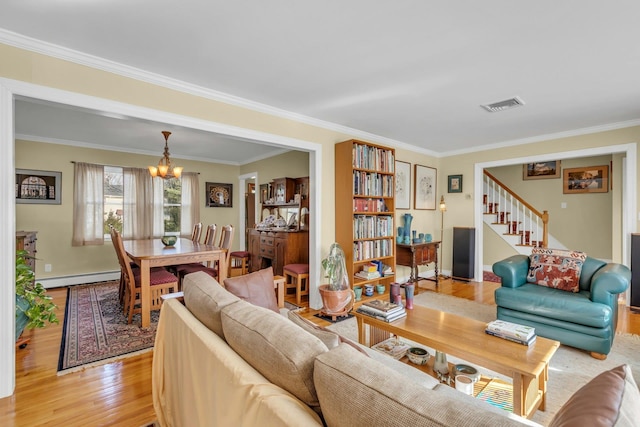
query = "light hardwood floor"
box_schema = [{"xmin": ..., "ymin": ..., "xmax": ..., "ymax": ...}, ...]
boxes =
[{"xmin": 1, "ymin": 278, "xmax": 638, "ymax": 426}]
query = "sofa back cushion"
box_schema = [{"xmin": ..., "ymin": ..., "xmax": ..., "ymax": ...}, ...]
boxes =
[
  {"xmin": 223, "ymin": 267, "xmax": 279, "ymax": 313},
  {"xmin": 527, "ymin": 248, "xmax": 587, "ymax": 292},
  {"xmin": 183, "ymin": 271, "xmax": 240, "ymax": 339},
  {"xmin": 221, "ymin": 299, "xmax": 328, "ymax": 408},
  {"xmin": 314, "ymin": 344, "xmax": 526, "ymax": 426}
]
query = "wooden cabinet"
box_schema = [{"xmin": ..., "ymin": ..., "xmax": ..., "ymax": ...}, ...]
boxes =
[
  {"xmin": 396, "ymin": 241, "xmax": 440, "ymax": 284},
  {"xmin": 248, "ymin": 229, "xmax": 309, "ymax": 276},
  {"xmin": 271, "ymin": 177, "xmax": 296, "ymax": 203},
  {"xmin": 16, "ymin": 231, "xmax": 38, "ymax": 271},
  {"xmin": 335, "ymin": 139, "xmax": 396, "ymax": 300}
]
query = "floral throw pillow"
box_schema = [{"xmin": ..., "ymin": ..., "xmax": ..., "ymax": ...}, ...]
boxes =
[{"xmin": 526, "ymin": 248, "xmax": 587, "ymax": 292}]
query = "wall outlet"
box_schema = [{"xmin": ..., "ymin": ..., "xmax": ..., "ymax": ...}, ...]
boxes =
[
  {"xmin": 561, "ymin": 202, "xmax": 567, "ymax": 209},
  {"xmin": 44, "ymin": 264, "xmax": 52, "ymax": 272}
]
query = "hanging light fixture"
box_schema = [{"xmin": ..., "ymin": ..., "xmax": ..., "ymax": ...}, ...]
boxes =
[{"xmin": 148, "ymin": 131, "xmax": 183, "ymax": 179}]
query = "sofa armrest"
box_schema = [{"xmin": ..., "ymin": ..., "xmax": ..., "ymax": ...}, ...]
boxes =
[
  {"xmin": 589, "ymin": 263, "xmax": 631, "ymax": 304},
  {"xmin": 492, "ymin": 255, "xmax": 529, "ymax": 288}
]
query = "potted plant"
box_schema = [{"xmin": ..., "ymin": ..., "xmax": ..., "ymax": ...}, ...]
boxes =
[
  {"xmin": 15, "ymin": 250, "xmax": 59, "ymax": 343},
  {"xmin": 319, "ymin": 243, "xmax": 354, "ymax": 319}
]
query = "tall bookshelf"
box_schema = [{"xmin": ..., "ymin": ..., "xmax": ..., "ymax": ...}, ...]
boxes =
[{"xmin": 335, "ymin": 139, "xmax": 396, "ymax": 301}]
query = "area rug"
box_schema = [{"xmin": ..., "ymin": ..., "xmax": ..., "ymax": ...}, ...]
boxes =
[
  {"xmin": 483, "ymin": 270, "xmax": 501, "ymax": 283},
  {"xmin": 58, "ymin": 281, "xmax": 158, "ymax": 375},
  {"xmin": 326, "ymin": 292, "xmax": 640, "ymax": 426}
]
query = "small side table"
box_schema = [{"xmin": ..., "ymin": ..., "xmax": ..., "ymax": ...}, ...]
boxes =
[{"xmin": 395, "ymin": 241, "xmax": 441, "ymax": 285}]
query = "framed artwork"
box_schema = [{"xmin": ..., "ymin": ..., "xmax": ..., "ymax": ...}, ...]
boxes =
[
  {"xmin": 395, "ymin": 160, "xmax": 411, "ymax": 209},
  {"xmin": 15, "ymin": 169, "xmax": 62, "ymax": 204},
  {"xmin": 448, "ymin": 174, "xmax": 463, "ymax": 193},
  {"xmin": 523, "ymin": 161, "xmax": 561, "ymax": 180},
  {"xmin": 563, "ymin": 165, "xmax": 609, "ymax": 194},
  {"xmin": 206, "ymin": 182, "xmax": 233, "ymax": 207},
  {"xmin": 414, "ymin": 164, "xmax": 437, "ymax": 210}
]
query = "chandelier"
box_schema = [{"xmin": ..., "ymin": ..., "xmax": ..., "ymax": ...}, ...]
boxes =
[{"xmin": 148, "ymin": 131, "xmax": 183, "ymax": 179}]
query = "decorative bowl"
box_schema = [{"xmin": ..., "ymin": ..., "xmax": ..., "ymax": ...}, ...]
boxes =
[
  {"xmin": 161, "ymin": 235, "xmax": 177, "ymax": 247},
  {"xmin": 453, "ymin": 364, "xmax": 480, "ymax": 382},
  {"xmin": 406, "ymin": 347, "xmax": 430, "ymax": 365}
]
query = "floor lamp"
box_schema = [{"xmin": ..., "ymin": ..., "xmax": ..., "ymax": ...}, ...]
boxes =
[{"xmin": 439, "ymin": 195, "xmax": 450, "ymax": 279}]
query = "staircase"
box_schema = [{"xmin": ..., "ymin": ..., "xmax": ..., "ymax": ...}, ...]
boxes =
[{"xmin": 483, "ymin": 171, "xmax": 564, "ymax": 255}]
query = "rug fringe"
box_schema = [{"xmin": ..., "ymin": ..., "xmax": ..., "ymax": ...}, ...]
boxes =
[{"xmin": 57, "ymin": 347, "xmax": 154, "ymax": 376}]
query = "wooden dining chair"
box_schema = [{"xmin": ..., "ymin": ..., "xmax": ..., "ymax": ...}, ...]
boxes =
[
  {"xmin": 111, "ymin": 227, "xmax": 179, "ymax": 324},
  {"xmin": 191, "ymin": 222, "xmax": 203, "ymax": 242},
  {"xmin": 177, "ymin": 224, "xmax": 234, "ymax": 282},
  {"xmin": 173, "ymin": 224, "xmax": 218, "ymax": 282}
]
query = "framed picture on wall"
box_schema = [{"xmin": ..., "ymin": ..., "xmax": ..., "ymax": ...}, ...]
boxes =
[
  {"xmin": 206, "ymin": 182, "xmax": 233, "ymax": 207},
  {"xmin": 563, "ymin": 165, "xmax": 609, "ymax": 194},
  {"xmin": 15, "ymin": 169, "xmax": 62, "ymax": 204},
  {"xmin": 395, "ymin": 160, "xmax": 411, "ymax": 209},
  {"xmin": 523, "ymin": 161, "xmax": 561, "ymax": 180},
  {"xmin": 448, "ymin": 174, "xmax": 463, "ymax": 193},
  {"xmin": 414, "ymin": 164, "xmax": 436, "ymax": 210}
]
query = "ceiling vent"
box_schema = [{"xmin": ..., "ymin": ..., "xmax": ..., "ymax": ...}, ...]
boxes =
[{"xmin": 480, "ymin": 96, "xmax": 525, "ymax": 112}]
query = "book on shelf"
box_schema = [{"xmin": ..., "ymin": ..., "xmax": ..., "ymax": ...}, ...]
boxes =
[
  {"xmin": 485, "ymin": 329, "xmax": 537, "ymax": 346},
  {"xmin": 355, "ymin": 270, "xmax": 381, "ymax": 280},
  {"xmin": 371, "ymin": 337, "xmax": 409, "ymax": 360},
  {"xmin": 486, "ymin": 320, "xmax": 535, "ymax": 341},
  {"xmin": 356, "ymin": 307, "xmax": 407, "ymax": 322}
]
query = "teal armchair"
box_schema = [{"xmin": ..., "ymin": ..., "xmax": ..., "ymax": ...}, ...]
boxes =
[{"xmin": 493, "ymin": 255, "xmax": 630, "ymax": 358}]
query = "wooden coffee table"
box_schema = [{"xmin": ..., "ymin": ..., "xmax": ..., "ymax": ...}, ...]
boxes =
[{"xmin": 354, "ymin": 304, "xmax": 560, "ymax": 419}]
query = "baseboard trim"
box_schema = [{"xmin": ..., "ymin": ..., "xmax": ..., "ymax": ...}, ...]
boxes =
[{"xmin": 39, "ymin": 271, "xmax": 120, "ymax": 289}]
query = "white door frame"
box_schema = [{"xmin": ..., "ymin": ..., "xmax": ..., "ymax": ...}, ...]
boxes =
[
  {"xmin": 474, "ymin": 143, "xmax": 637, "ymax": 284},
  {"xmin": 0, "ymin": 77, "xmax": 323, "ymax": 398}
]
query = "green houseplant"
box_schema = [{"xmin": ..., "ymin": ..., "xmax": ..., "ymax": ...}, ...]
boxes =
[{"xmin": 15, "ymin": 250, "xmax": 59, "ymax": 341}]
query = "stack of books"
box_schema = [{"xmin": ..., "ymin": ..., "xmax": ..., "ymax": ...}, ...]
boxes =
[
  {"xmin": 371, "ymin": 337, "xmax": 410, "ymax": 360},
  {"xmin": 485, "ymin": 320, "xmax": 536, "ymax": 346},
  {"xmin": 356, "ymin": 299, "xmax": 406, "ymax": 322},
  {"xmin": 355, "ymin": 264, "xmax": 382, "ymax": 280}
]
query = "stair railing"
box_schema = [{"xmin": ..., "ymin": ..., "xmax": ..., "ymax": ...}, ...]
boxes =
[{"xmin": 483, "ymin": 170, "xmax": 549, "ymax": 248}]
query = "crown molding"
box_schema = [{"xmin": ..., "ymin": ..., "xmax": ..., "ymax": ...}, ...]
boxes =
[{"xmin": 0, "ymin": 29, "xmax": 434, "ymax": 155}]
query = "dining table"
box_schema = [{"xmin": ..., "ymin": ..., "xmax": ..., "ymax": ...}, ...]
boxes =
[{"xmin": 123, "ymin": 237, "xmax": 228, "ymax": 327}]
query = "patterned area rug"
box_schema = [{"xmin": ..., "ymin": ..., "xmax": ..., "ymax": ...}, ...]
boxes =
[
  {"xmin": 58, "ymin": 281, "xmax": 158, "ymax": 375},
  {"xmin": 483, "ymin": 270, "xmax": 501, "ymax": 283},
  {"xmin": 326, "ymin": 292, "xmax": 640, "ymax": 426}
]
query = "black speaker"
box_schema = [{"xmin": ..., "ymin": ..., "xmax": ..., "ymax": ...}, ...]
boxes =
[
  {"xmin": 452, "ymin": 227, "xmax": 475, "ymax": 280},
  {"xmin": 631, "ymin": 233, "xmax": 640, "ymax": 309}
]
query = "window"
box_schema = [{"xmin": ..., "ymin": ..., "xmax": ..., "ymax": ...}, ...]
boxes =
[
  {"xmin": 73, "ymin": 162, "xmax": 198, "ymax": 245},
  {"xmin": 104, "ymin": 166, "xmax": 124, "ymax": 235},
  {"xmin": 162, "ymin": 178, "xmax": 182, "ymax": 235}
]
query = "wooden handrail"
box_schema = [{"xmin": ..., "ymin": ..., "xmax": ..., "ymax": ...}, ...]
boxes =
[{"xmin": 484, "ymin": 170, "xmax": 549, "ymax": 248}]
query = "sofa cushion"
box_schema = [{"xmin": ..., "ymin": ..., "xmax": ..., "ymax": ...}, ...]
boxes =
[
  {"xmin": 223, "ymin": 267, "xmax": 279, "ymax": 313},
  {"xmin": 221, "ymin": 299, "xmax": 328, "ymax": 408},
  {"xmin": 527, "ymin": 248, "xmax": 587, "ymax": 292},
  {"xmin": 183, "ymin": 271, "xmax": 240, "ymax": 339},
  {"xmin": 550, "ymin": 364, "xmax": 640, "ymax": 427},
  {"xmin": 495, "ymin": 284, "xmax": 611, "ymax": 328},
  {"xmin": 314, "ymin": 344, "xmax": 529, "ymax": 426}
]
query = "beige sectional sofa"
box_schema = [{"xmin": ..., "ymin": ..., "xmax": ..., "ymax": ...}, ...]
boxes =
[{"xmin": 152, "ymin": 271, "xmax": 640, "ymax": 427}]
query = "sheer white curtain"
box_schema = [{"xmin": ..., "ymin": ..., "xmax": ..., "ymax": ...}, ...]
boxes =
[
  {"xmin": 180, "ymin": 172, "xmax": 200, "ymax": 237},
  {"xmin": 152, "ymin": 177, "xmax": 165, "ymax": 238},
  {"xmin": 72, "ymin": 162, "xmax": 104, "ymax": 246},
  {"xmin": 123, "ymin": 167, "xmax": 155, "ymax": 239}
]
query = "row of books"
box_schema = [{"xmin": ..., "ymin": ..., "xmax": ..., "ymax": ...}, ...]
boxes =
[
  {"xmin": 353, "ymin": 215, "xmax": 394, "ymax": 239},
  {"xmin": 352, "ymin": 143, "xmax": 395, "ymax": 173},
  {"xmin": 353, "ymin": 171, "xmax": 394, "ymax": 197},
  {"xmin": 353, "ymin": 198, "xmax": 389, "ymax": 213},
  {"xmin": 356, "ymin": 299, "xmax": 406, "ymax": 322},
  {"xmin": 485, "ymin": 320, "xmax": 536, "ymax": 346},
  {"xmin": 353, "ymin": 239, "xmax": 393, "ymax": 262}
]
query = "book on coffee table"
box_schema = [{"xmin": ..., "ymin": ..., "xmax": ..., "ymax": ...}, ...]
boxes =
[
  {"xmin": 485, "ymin": 329, "xmax": 537, "ymax": 346},
  {"xmin": 362, "ymin": 299, "xmax": 402, "ymax": 313},
  {"xmin": 486, "ymin": 320, "xmax": 535, "ymax": 341}
]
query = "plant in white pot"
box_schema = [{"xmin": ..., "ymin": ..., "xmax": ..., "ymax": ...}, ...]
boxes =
[
  {"xmin": 15, "ymin": 250, "xmax": 59, "ymax": 346},
  {"xmin": 319, "ymin": 243, "xmax": 354, "ymax": 320}
]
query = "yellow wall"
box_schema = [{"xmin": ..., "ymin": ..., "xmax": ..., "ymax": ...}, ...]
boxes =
[{"xmin": 3, "ymin": 42, "xmax": 639, "ymax": 279}]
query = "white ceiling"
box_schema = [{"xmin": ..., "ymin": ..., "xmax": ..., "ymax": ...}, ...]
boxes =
[{"xmin": 2, "ymin": 1, "xmax": 640, "ymax": 163}]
